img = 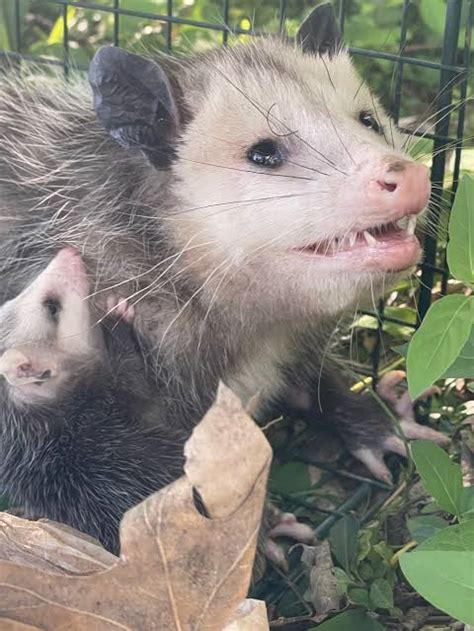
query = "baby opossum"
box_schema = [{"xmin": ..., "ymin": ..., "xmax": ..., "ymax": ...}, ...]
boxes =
[
  {"xmin": 0, "ymin": 4, "xmax": 447, "ymax": 484},
  {"xmin": 0, "ymin": 248, "xmax": 185, "ymax": 554}
]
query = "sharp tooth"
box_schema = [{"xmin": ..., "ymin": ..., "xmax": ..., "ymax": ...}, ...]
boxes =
[
  {"xmin": 363, "ymin": 230, "xmax": 377, "ymax": 245},
  {"xmin": 349, "ymin": 232, "xmax": 357, "ymax": 247},
  {"xmin": 396, "ymin": 217, "xmax": 408, "ymax": 230},
  {"xmin": 406, "ymin": 216, "xmax": 416, "ymax": 235}
]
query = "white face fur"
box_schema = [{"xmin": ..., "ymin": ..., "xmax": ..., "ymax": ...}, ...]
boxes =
[{"xmin": 170, "ymin": 40, "xmax": 430, "ymax": 321}]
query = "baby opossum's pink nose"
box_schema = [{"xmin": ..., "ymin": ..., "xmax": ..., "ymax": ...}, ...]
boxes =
[{"xmin": 368, "ymin": 160, "xmax": 430, "ymax": 217}]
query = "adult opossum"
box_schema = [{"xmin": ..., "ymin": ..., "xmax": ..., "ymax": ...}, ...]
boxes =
[
  {"xmin": 0, "ymin": 248, "xmax": 185, "ymax": 554},
  {"xmin": 0, "ymin": 4, "xmax": 447, "ymax": 484}
]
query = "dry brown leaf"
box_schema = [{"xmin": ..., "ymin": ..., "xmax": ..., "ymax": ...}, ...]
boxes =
[
  {"xmin": 293, "ymin": 542, "xmax": 340, "ymax": 615},
  {"xmin": 0, "ymin": 383, "xmax": 272, "ymax": 630},
  {"xmin": 0, "ymin": 513, "xmax": 116, "ymax": 575}
]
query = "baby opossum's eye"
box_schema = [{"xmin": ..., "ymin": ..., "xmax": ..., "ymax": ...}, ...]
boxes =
[
  {"xmin": 359, "ymin": 111, "xmax": 382, "ymax": 135},
  {"xmin": 247, "ymin": 140, "xmax": 283, "ymax": 167},
  {"xmin": 43, "ymin": 297, "xmax": 61, "ymax": 322}
]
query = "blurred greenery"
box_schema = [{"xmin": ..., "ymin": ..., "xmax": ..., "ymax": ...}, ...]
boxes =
[
  {"xmin": 0, "ymin": 1, "xmax": 470, "ymax": 111},
  {"xmin": 1, "ymin": 1, "xmax": 472, "ymax": 180}
]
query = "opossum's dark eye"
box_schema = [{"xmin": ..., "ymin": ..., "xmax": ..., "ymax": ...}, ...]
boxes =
[
  {"xmin": 359, "ymin": 111, "xmax": 382, "ymax": 134},
  {"xmin": 247, "ymin": 140, "xmax": 283, "ymax": 167},
  {"xmin": 43, "ymin": 297, "xmax": 61, "ymax": 322}
]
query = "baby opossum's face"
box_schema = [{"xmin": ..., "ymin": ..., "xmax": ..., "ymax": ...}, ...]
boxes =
[
  {"xmin": 0, "ymin": 248, "xmax": 103, "ymax": 405},
  {"xmin": 172, "ymin": 40, "xmax": 429, "ymax": 316}
]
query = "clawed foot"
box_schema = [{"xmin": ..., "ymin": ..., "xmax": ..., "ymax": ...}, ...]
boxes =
[
  {"xmin": 352, "ymin": 371, "xmax": 449, "ymax": 484},
  {"xmin": 106, "ymin": 294, "xmax": 136, "ymax": 323},
  {"xmin": 264, "ymin": 505, "xmax": 315, "ymax": 572}
]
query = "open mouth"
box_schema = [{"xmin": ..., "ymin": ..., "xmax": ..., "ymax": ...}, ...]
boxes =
[
  {"xmin": 291, "ymin": 216, "xmax": 420, "ymax": 271},
  {"xmin": 294, "ymin": 216, "xmax": 417, "ymax": 256}
]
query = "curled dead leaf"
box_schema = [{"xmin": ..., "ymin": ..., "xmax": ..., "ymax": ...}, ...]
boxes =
[{"xmin": 292, "ymin": 541, "xmax": 340, "ymax": 615}]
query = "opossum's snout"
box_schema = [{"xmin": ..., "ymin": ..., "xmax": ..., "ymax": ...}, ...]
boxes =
[
  {"xmin": 290, "ymin": 156, "xmax": 429, "ymax": 275},
  {"xmin": 367, "ymin": 159, "xmax": 430, "ymax": 220},
  {"xmin": 0, "ymin": 346, "xmax": 58, "ymax": 391}
]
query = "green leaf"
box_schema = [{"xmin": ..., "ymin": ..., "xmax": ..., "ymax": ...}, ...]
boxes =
[
  {"xmin": 47, "ymin": 6, "xmax": 76, "ymax": 45},
  {"xmin": 400, "ymin": 521, "xmax": 474, "ymax": 626},
  {"xmin": 462, "ymin": 487, "xmax": 474, "ymax": 515},
  {"xmin": 411, "ymin": 441, "xmax": 464, "ymax": 517},
  {"xmin": 392, "ymin": 342, "xmax": 408, "ymax": 358},
  {"xmin": 369, "ymin": 578, "xmax": 394, "ymax": 610},
  {"xmin": 407, "ymin": 515, "xmax": 448, "ymax": 543},
  {"xmin": 442, "ymin": 327, "xmax": 474, "ymax": 379},
  {"xmin": 372, "ymin": 542, "xmax": 393, "ymax": 564},
  {"xmin": 358, "ymin": 560, "xmax": 374, "ymax": 580},
  {"xmin": 419, "ymin": 0, "xmax": 445, "ymax": 35},
  {"xmin": 268, "ymin": 462, "xmax": 312, "ymax": 494},
  {"xmin": 333, "ymin": 567, "xmax": 350, "ymax": 596},
  {"xmin": 348, "ymin": 587, "xmax": 371, "ymax": 607},
  {"xmin": 356, "ymin": 529, "xmax": 373, "ymax": 565},
  {"xmin": 408, "ymin": 137, "xmax": 434, "ymax": 161},
  {"xmin": 0, "ymin": 0, "xmax": 29, "ymax": 49},
  {"xmin": 310, "ymin": 609, "xmax": 385, "ymax": 631},
  {"xmin": 406, "ymin": 295, "xmax": 473, "ymax": 399},
  {"xmin": 329, "ymin": 516, "xmax": 360, "ymax": 572},
  {"xmin": 447, "ymin": 174, "xmax": 474, "ymax": 285}
]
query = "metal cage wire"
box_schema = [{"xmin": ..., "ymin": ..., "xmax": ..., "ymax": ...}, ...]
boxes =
[{"xmin": 0, "ymin": 0, "xmax": 473, "ymax": 587}]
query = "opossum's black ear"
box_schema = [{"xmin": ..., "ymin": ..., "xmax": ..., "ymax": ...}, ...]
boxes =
[
  {"xmin": 89, "ymin": 47, "xmax": 179, "ymax": 166},
  {"xmin": 297, "ymin": 2, "xmax": 342, "ymax": 56}
]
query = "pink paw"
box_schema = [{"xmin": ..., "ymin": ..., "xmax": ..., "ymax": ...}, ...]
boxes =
[
  {"xmin": 264, "ymin": 507, "xmax": 315, "ymax": 572},
  {"xmin": 105, "ymin": 294, "xmax": 136, "ymax": 323}
]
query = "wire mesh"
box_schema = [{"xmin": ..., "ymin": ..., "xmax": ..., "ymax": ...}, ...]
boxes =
[{"xmin": 0, "ymin": 0, "xmax": 472, "ymax": 589}]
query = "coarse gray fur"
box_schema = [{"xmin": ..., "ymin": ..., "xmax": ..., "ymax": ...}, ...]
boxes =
[{"xmin": 0, "ymin": 5, "xmax": 445, "ymax": 484}]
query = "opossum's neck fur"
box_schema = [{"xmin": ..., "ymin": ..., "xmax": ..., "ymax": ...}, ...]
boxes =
[{"xmin": 0, "ymin": 39, "xmax": 411, "ymax": 417}]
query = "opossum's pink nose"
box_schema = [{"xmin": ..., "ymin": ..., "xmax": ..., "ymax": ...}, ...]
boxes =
[{"xmin": 368, "ymin": 160, "xmax": 430, "ymax": 217}]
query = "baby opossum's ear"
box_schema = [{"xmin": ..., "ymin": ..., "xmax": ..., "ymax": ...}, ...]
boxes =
[
  {"xmin": 89, "ymin": 47, "xmax": 179, "ymax": 166},
  {"xmin": 297, "ymin": 2, "xmax": 342, "ymax": 56}
]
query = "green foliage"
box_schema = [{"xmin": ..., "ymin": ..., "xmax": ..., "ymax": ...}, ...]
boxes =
[
  {"xmin": 400, "ymin": 441, "xmax": 474, "ymax": 625},
  {"xmin": 407, "ymin": 174, "xmax": 474, "ymax": 399},
  {"xmin": 329, "ymin": 515, "xmax": 359, "ymax": 572},
  {"xmin": 309, "ymin": 608, "xmax": 385, "ymax": 630},
  {"xmin": 407, "ymin": 295, "xmax": 473, "ymax": 398},
  {"xmin": 47, "ymin": 6, "xmax": 76, "ymax": 46},
  {"xmin": 410, "ymin": 440, "xmax": 464, "ymax": 518},
  {"xmin": 447, "ymin": 175, "xmax": 474, "ymax": 288},
  {"xmin": 268, "ymin": 461, "xmax": 312, "ymax": 494},
  {"xmin": 0, "ymin": 0, "xmax": 29, "ymax": 49},
  {"xmin": 369, "ymin": 578, "xmax": 393, "ymax": 610},
  {"xmin": 400, "ymin": 522, "xmax": 474, "ymax": 625},
  {"xmin": 327, "ymin": 518, "xmax": 397, "ymax": 617},
  {"xmin": 406, "ymin": 514, "xmax": 448, "ymax": 543}
]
